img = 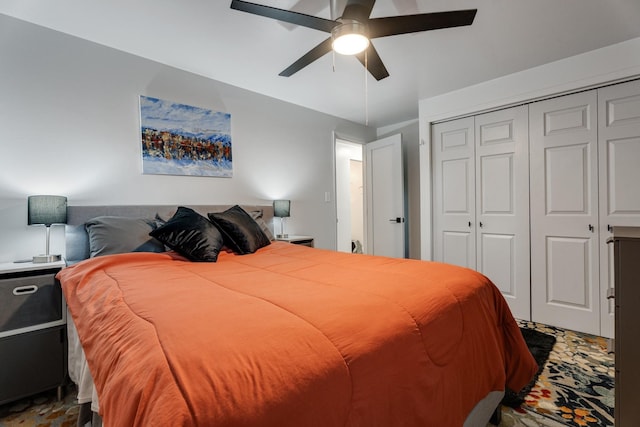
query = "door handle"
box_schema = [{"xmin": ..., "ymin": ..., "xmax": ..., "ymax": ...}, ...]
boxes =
[
  {"xmin": 479, "ymin": 221, "xmax": 483, "ymax": 228},
  {"xmin": 388, "ymin": 217, "xmax": 404, "ymax": 223},
  {"xmin": 588, "ymin": 224, "xmax": 594, "ymax": 232}
]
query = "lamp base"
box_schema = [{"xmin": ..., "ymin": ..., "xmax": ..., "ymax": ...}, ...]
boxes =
[{"xmin": 32, "ymin": 254, "xmax": 62, "ymax": 263}]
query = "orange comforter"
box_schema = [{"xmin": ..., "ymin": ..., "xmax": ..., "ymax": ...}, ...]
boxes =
[{"xmin": 58, "ymin": 242, "xmax": 536, "ymax": 426}]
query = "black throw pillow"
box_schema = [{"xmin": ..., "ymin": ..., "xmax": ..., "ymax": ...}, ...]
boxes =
[
  {"xmin": 150, "ymin": 206, "xmax": 224, "ymax": 262},
  {"xmin": 207, "ymin": 205, "xmax": 271, "ymax": 255}
]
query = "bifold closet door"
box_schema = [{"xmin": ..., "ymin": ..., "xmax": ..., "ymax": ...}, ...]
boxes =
[
  {"xmin": 475, "ymin": 106, "xmax": 530, "ymax": 320},
  {"xmin": 432, "ymin": 117, "xmax": 476, "ymax": 269},
  {"xmin": 598, "ymin": 79, "xmax": 640, "ymax": 338},
  {"xmin": 530, "ymin": 90, "xmax": 600, "ymax": 335},
  {"xmin": 433, "ymin": 107, "xmax": 530, "ymax": 320}
]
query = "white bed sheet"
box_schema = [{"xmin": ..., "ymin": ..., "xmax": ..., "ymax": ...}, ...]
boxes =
[{"xmin": 67, "ymin": 308, "xmax": 100, "ymax": 413}]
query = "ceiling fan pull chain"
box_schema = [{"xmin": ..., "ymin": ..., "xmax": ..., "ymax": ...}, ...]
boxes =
[
  {"xmin": 365, "ymin": 49, "xmax": 369, "ymax": 126},
  {"xmin": 332, "ymin": 49, "xmax": 336, "ymax": 73}
]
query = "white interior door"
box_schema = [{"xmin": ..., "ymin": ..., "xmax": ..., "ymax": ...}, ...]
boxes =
[
  {"xmin": 598, "ymin": 79, "xmax": 640, "ymax": 338},
  {"xmin": 432, "ymin": 117, "xmax": 476, "ymax": 268},
  {"xmin": 530, "ymin": 90, "xmax": 600, "ymax": 335},
  {"xmin": 475, "ymin": 106, "xmax": 530, "ymax": 320},
  {"xmin": 365, "ymin": 134, "xmax": 404, "ymax": 257}
]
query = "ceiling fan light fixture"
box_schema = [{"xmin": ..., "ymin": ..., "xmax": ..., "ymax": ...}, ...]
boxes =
[{"xmin": 331, "ymin": 20, "xmax": 369, "ymax": 55}]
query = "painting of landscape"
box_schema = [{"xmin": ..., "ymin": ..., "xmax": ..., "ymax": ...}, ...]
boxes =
[{"xmin": 140, "ymin": 96, "xmax": 232, "ymax": 177}]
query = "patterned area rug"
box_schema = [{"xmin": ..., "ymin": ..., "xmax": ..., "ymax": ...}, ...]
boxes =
[
  {"xmin": 498, "ymin": 321, "xmax": 614, "ymax": 427},
  {"xmin": 503, "ymin": 328, "xmax": 557, "ymax": 408},
  {"xmin": 0, "ymin": 322, "xmax": 614, "ymax": 427},
  {"xmin": 0, "ymin": 385, "xmax": 79, "ymax": 427}
]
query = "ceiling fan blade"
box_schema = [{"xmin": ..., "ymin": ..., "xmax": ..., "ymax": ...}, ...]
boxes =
[
  {"xmin": 230, "ymin": 0, "xmax": 336, "ymax": 32},
  {"xmin": 330, "ymin": 0, "xmax": 348, "ymax": 20},
  {"xmin": 279, "ymin": 38, "xmax": 334, "ymax": 77},
  {"xmin": 355, "ymin": 43, "xmax": 389, "ymax": 81},
  {"xmin": 278, "ymin": 0, "xmax": 332, "ymax": 31},
  {"xmin": 368, "ymin": 9, "xmax": 477, "ymax": 38},
  {"xmin": 341, "ymin": 0, "xmax": 376, "ymax": 21}
]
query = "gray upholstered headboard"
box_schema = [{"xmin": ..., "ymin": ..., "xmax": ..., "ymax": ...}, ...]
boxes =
[{"xmin": 65, "ymin": 204, "xmax": 274, "ymax": 265}]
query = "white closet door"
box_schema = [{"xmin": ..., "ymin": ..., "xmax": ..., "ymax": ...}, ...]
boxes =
[
  {"xmin": 530, "ymin": 90, "xmax": 600, "ymax": 335},
  {"xmin": 432, "ymin": 117, "xmax": 476, "ymax": 269},
  {"xmin": 475, "ymin": 105, "xmax": 530, "ymax": 320},
  {"xmin": 598, "ymin": 80, "xmax": 640, "ymax": 338}
]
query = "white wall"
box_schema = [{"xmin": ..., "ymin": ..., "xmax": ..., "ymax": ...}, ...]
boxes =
[
  {"xmin": 0, "ymin": 15, "xmax": 374, "ymax": 262},
  {"xmin": 419, "ymin": 36, "xmax": 640, "ymax": 261}
]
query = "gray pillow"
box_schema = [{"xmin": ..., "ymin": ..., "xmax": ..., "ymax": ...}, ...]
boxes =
[
  {"xmin": 85, "ymin": 216, "xmax": 165, "ymax": 258},
  {"xmin": 65, "ymin": 224, "xmax": 91, "ymax": 265},
  {"xmin": 248, "ymin": 210, "xmax": 275, "ymax": 241}
]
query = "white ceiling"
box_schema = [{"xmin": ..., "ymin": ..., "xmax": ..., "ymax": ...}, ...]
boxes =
[{"xmin": 2, "ymin": 0, "xmax": 640, "ymax": 128}]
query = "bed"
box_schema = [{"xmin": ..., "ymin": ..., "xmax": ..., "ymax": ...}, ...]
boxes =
[{"xmin": 58, "ymin": 204, "xmax": 537, "ymax": 427}]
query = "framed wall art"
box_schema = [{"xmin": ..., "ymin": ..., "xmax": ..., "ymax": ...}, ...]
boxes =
[{"xmin": 140, "ymin": 95, "xmax": 232, "ymax": 177}]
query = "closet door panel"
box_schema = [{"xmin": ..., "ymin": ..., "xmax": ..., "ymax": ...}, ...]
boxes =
[
  {"xmin": 546, "ymin": 236, "xmax": 592, "ymax": 306},
  {"xmin": 607, "ymin": 139, "xmax": 640, "ymax": 213},
  {"xmin": 480, "ymin": 233, "xmax": 515, "ymax": 296},
  {"xmin": 598, "ymin": 80, "xmax": 640, "ymax": 338},
  {"xmin": 476, "ymin": 106, "xmax": 530, "ymax": 320},
  {"xmin": 442, "ymin": 232, "xmax": 473, "ymax": 267},
  {"xmin": 480, "ymin": 154, "xmax": 513, "ymax": 214},
  {"xmin": 432, "ymin": 117, "xmax": 476, "ymax": 269},
  {"xmin": 545, "ymin": 144, "xmax": 591, "ymax": 215},
  {"xmin": 442, "ymin": 159, "xmax": 472, "ymax": 213},
  {"xmin": 530, "ymin": 90, "xmax": 600, "ymax": 335}
]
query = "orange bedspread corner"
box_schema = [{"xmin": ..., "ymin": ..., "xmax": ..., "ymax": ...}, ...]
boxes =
[{"xmin": 58, "ymin": 243, "xmax": 537, "ymax": 426}]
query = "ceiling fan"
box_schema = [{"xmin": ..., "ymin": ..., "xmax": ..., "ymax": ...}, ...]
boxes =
[{"xmin": 230, "ymin": 0, "xmax": 477, "ymax": 81}]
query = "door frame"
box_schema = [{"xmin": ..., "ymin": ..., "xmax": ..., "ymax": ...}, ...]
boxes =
[
  {"xmin": 334, "ymin": 137, "xmax": 365, "ymax": 253},
  {"xmin": 333, "ymin": 133, "xmax": 405, "ymax": 257}
]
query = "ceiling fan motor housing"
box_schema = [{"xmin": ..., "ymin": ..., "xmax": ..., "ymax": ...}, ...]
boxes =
[{"xmin": 331, "ymin": 19, "xmax": 370, "ymax": 55}]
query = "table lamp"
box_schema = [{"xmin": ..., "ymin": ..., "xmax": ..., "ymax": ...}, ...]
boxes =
[
  {"xmin": 28, "ymin": 195, "xmax": 67, "ymax": 263},
  {"xmin": 273, "ymin": 199, "xmax": 290, "ymax": 238}
]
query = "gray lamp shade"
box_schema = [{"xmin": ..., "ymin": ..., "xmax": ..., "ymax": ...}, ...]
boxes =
[
  {"xmin": 28, "ymin": 195, "xmax": 68, "ymax": 226},
  {"xmin": 273, "ymin": 200, "xmax": 291, "ymax": 218}
]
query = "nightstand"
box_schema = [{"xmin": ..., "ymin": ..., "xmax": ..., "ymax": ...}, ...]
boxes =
[
  {"xmin": 0, "ymin": 260, "xmax": 67, "ymax": 405},
  {"xmin": 276, "ymin": 235, "xmax": 314, "ymax": 248}
]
